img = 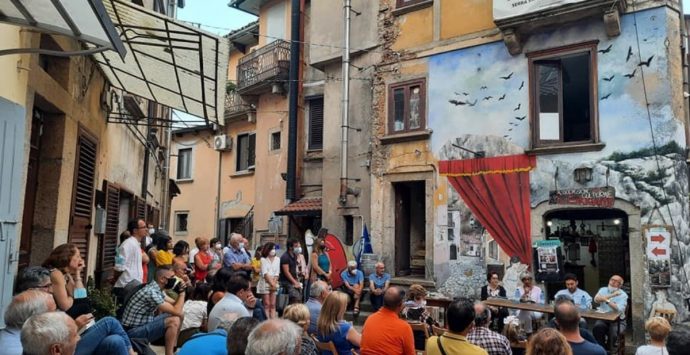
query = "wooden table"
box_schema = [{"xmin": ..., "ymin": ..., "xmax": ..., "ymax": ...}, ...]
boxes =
[{"xmin": 483, "ymin": 298, "xmax": 619, "ymax": 322}]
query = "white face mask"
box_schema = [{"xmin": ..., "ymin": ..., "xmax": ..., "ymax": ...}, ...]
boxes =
[
  {"xmin": 239, "ymin": 243, "xmax": 245, "ymax": 250},
  {"xmin": 294, "ymin": 247, "xmax": 302, "ymax": 254},
  {"xmin": 608, "ymin": 286, "xmax": 619, "ymax": 293},
  {"xmin": 215, "ymin": 243, "xmax": 222, "ymax": 249},
  {"xmin": 350, "ymin": 269, "xmax": 357, "ymax": 275},
  {"xmin": 148, "ymin": 228, "xmax": 155, "ymax": 235},
  {"xmin": 269, "ymin": 249, "xmax": 277, "ymax": 257}
]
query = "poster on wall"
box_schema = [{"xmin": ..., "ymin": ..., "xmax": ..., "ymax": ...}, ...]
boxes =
[
  {"xmin": 533, "ymin": 240, "xmax": 564, "ymax": 282},
  {"xmin": 644, "ymin": 225, "xmax": 672, "ymax": 288},
  {"xmin": 493, "ymin": 0, "xmax": 589, "ymax": 21}
]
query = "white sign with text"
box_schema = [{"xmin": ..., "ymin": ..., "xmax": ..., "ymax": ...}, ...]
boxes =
[{"xmin": 493, "ymin": 0, "xmax": 589, "ymax": 20}]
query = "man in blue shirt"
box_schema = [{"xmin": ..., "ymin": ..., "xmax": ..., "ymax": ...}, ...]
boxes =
[
  {"xmin": 592, "ymin": 275, "xmax": 628, "ymax": 351},
  {"xmin": 306, "ymin": 280, "xmax": 331, "ymax": 335},
  {"xmin": 368, "ymin": 262, "xmax": 391, "ymax": 312},
  {"xmin": 555, "ymin": 299, "xmax": 606, "ymax": 355},
  {"xmin": 341, "ymin": 260, "xmax": 364, "ymax": 315},
  {"xmin": 223, "ymin": 233, "xmax": 253, "ymax": 277},
  {"xmin": 554, "ymin": 273, "xmax": 592, "ymax": 310}
]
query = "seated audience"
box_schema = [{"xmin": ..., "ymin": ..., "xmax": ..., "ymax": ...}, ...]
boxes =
[
  {"xmin": 178, "ymin": 316, "xmax": 240, "ymax": 355},
  {"xmin": 208, "ymin": 267, "xmax": 234, "ymax": 314},
  {"xmin": 14, "ymin": 266, "xmax": 53, "ymax": 294},
  {"xmin": 154, "ymin": 234, "xmax": 174, "ymax": 267},
  {"xmin": 368, "ymin": 262, "xmax": 391, "ymax": 312},
  {"xmin": 121, "ymin": 265, "xmax": 185, "ymax": 355},
  {"xmin": 402, "ymin": 284, "xmax": 438, "ymax": 350},
  {"xmin": 592, "ymin": 275, "xmax": 628, "ymax": 350},
  {"xmin": 317, "ymin": 291, "xmax": 362, "ymax": 355},
  {"xmin": 636, "ymin": 317, "xmax": 671, "ymax": 355},
  {"xmin": 172, "ymin": 240, "xmax": 192, "ymax": 285},
  {"xmin": 515, "ymin": 272, "xmax": 543, "ymax": 334},
  {"xmin": 426, "ymin": 297, "xmax": 487, "ymax": 355},
  {"xmin": 526, "ymin": 328, "xmax": 572, "ymax": 355},
  {"xmin": 545, "ymin": 296, "xmax": 596, "ymax": 344},
  {"xmin": 339, "ymin": 261, "xmax": 364, "ymax": 315},
  {"xmin": 306, "ymin": 280, "xmax": 331, "ymax": 335},
  {"xmin": 467, "ymin": 302, "xmax": 512, "ymax": 355},
  {"xmin": 246, "ymin": 319, "xmax": 303, "ymax": 355},
  {"xmin": 283, "ymin": 304, "xmax": 319, "ymax": 355},
  {"xmin": 554, "ymin": 274, "xmax": 592, "ymax": 310},
  {"xmin": 179, "ymin": 282, "xmax": 211, "ymax": 344},
  {"xmin": 481, "ymin": 271, "xmax": 508, "ymax": 332},
  {"xmin": 503, "ymin": 316, "xmax": 525, "ymax": 355},
  {"xmin": 208, "ymin": 272, "xmax": 252, "ymax": 330},
  {"xmin": 554, "ymin": 298, "xmax": 606, "ymax": 355},
  {"xmin": 360, "ymin": 287, "xmax": 415, "ymax": 355},
  {"xmin": 0, "ymin": 290, "xmax": 57, "ymax": 355},
  {"xmin": 666, "ymin": 325, "xmax": 690, "ymax": 355},
  {"xmin": 227, "ymin": 317, "xmax": 261, "ymax": 355},
  {"xmin": 21, "ymin": 312, "xmax": 80, "ymax": 355}
]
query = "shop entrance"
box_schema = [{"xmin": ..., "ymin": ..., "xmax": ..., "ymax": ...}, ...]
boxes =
[{"xmin": 542, "ymin": 208, "xmax": 631, "ymax": 303}]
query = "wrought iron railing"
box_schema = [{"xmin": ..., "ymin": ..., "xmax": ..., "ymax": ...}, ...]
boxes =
[
  {"xmin": 236, "ymin": 40, "xmax": 290, "ymax": 91},
  {"xmin": 224, "ymin": 90, "xmax": 253, "ymax": 118}
]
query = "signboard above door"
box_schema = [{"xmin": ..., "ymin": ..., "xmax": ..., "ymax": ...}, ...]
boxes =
[
  {"xmin": 549, "ymin": 186, "xmax": 615, "ymax": 207},
  {"xmin": 493, "ymin": 0, "xmax": 589, "ymax": 20}
]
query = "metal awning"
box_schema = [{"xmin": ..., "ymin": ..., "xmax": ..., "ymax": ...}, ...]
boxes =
[
  {"xmin": 95, "ymin": 0, "xmax": 228, "ymax": 124},
  {"xmin": 0, "ymin": 0, "xmax": 126, "ymax": 58}
]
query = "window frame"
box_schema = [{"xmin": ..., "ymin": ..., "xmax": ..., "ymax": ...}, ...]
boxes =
[
  {"xmin": 236, "ymin": 132, "xmax": 256, "ymax": 172},
  {"xmin": 396, "ymin": 0, "xmax": 432, "ymax": 10},
  {"xmin": 307, "ymin": 96, "xmax": 324, "ymax": 151},
  {"xmin": 174, "ymin": 211, "xmax": 189, "ymax": 235},
  {"xmin": 270, "ymin": 130, "xmax": 281, "ymax": 152},
  {"xmin": 387, "ymin": 78, "xmax": 427, "ymax": 135},
  {"xmin": 176, "ymin": 147, "xmax": 193, "ymax": 180},
  {"xmin": 527, "ymin": 41, "xmax": 599, "ymax": 150}
]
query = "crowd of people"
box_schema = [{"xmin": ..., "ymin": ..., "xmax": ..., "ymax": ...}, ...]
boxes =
[{"xmin": 2, "ymin": 218, "xmax": 690, "ymax": 355}]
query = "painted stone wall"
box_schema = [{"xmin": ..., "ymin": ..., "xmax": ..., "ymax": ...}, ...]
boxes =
[{"xmin": 428, "ymin": 6, "xmax": 690, "ymax": 328}]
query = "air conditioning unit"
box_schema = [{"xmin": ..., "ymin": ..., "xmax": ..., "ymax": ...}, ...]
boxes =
[{"xmin": 214, "ymin": 134, "xmax": 232, "ymax": 151}]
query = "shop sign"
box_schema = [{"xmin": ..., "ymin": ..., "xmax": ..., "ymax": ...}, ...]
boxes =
[
  {"xmin": 549, "ymin": 187, "xmax": 615, "ymax": 207},
  {"xmin": 643, "ymin": 225, "xmax": 672, "ymax": 287},
  {"xmin": 493, "ymin": 0, "xmax": 588, "ymax": 20}
]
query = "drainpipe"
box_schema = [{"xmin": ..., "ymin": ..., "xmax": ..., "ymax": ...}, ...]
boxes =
[
  {"xmin": 339, "ymin": 0, "xmax": 352, "ymax": 205},
  {"xmin": 286, "ymin": 0, "xmax": 300, "ymax": 201},
  {"xmin": 215, "ymin": 139, "xmax": 222, "ymax": 239},
  {"xmin": 160, "ymin": 110, "xmax": 172, "ymax": 230}
]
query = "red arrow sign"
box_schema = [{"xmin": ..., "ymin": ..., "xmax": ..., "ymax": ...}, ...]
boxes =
[
  {"xmin": 650, "ymin": 235, "xmax": 666, "ymax": 243},
  {"xmin": 651, "ymin": 247, "xmax": 667, "ymax": 256}
]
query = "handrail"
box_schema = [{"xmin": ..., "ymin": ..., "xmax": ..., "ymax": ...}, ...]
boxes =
[{"xmin": 236, "ymin": 40, "xmax": 291, "ymax": 90}]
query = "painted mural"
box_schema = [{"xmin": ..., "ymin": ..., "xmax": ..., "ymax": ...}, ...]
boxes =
[{"xmin": 429, "ymin": 7, "xmax": 690, "ymax": 326}]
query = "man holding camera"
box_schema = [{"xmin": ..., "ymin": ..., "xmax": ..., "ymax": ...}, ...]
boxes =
[{"xmin": 121, "ymin": 265, "xmax": 185, "ymax": 355}]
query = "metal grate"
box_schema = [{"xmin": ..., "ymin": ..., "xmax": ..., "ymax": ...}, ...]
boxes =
[{"xmin": 236, "ymin": 40, "xmax": 290, "ymax": 92}]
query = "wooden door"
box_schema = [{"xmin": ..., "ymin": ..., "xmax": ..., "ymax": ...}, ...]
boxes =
[
  {"xmin": 19, "ymin": 111, "xmax": 42, "ymax": 270},
  {"xmin": 68, "ymin": 129, "xmax": 98, "ymax": 276}
]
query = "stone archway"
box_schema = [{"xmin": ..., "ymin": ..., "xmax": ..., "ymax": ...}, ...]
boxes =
[{"xmin": 531, "ymin": 199, "xmax": 644, "ymax": 345}]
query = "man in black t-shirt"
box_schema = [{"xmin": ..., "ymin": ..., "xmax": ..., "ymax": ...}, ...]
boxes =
[{"xmin": 280, "ymin": 238, "xmax": 303, "ymax": 304}]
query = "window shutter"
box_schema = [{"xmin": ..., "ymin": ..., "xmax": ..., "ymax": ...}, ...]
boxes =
[
  {"xmin": 309, "ymin": 97, "xmax": 324, "ymax": 150},
  {"xmin": 68, "ymin": 132, "xmax": 97, "ymax": 276},
  {"xmin": 248, "ymin": 134, "xmax": 256, "ymax": 168},
  {"xmin": 100, "ymin": 182, "xmax": 120, "ymax": 278}
]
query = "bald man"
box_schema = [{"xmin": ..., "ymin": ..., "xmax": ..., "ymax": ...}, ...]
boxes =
[
  {"xmin": 368, "ymin": 262, "xmax": 391, "ymax": 312},
  {"xmin": 360, "ymin": 287, "xmax": 415, "ymax": 355}
]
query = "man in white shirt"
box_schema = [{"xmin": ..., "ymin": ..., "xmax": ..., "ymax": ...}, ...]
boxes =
[
  {"xmin": 113, "ymin": 219, "xmax": 145, "ymax": 302},
  {"xmin": 208, "ymin": 273, "xmax": 252, "ymax": 331},
  {"xmin": 555, "ymin": 273, "xmax": 592, "ymax": 310}
]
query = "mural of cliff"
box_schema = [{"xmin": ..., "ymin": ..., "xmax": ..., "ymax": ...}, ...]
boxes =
[{"xmin": 428, "ymin": 6, "xmax": 690, "ymax": 325}]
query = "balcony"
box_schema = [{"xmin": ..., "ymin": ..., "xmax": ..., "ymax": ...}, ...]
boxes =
[
  {"xmin": 493, "ymin": 0, "xmax": 625, "ymax": 55},
  {"xmin": 224, "ymin": 89, "xmax": 255, "ymax": 124},
  {"xmin": 236, "ymin": 40, "xmax": 290, "ymax": 96}
]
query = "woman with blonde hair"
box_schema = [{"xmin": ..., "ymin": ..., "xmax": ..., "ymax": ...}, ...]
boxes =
[
  {"xmin": 527, "ymin": 328, "xmax": 573, "ymax": 355},
  {"xmin": 316, "ymin": 291, "xmax": 361, "ymax": 355},
  {"xmin": 283, "ymin": 304, "xmax": 319, "ymax": 355},
  {"xmin": 636, "ymin": 317, "xmax": 672, "ymax": 355}
]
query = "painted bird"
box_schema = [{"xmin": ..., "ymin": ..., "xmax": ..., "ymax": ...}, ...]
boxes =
[
  {"xmin": 624, "ymin": 69, "xmax": 637, "ymax": 78},
  {"xmin": 638, "ymin": 55, "xmax": 654, "ymax": 67},
  {"xmin": 500, "ymin": 72, "xmax": 514, "ymax": 80},
  {"xmin": 515, "ymin": 115, "xmax": 526, "ymax": 121},
  {"xmin": 603, "ymin": 75, "xmax": 615, "ymax": 82},
  {"xmin": 626, "ymin": 46, "xmax": 633, "ymax": 62},
  {"xmin": 514, "ymin": 103, "xmax": 521, "ymax": 111},
  {"xmin": 449, "ymin": 99, "xmax": 467, "ymax": 106},
  {"xmin": 598, "ymin": 44, "xmax": 613, "ymax": 54},
  {"xmin": 498, "ymin": 94, "xmax": 506, "ymax": 101},
  {"xmin": 519, "ymin": 81, "xmax": 524, "ymax": 90},
  {"xmin": 601, "ymin": 93, "xmax": 612, "ymax": 100}
]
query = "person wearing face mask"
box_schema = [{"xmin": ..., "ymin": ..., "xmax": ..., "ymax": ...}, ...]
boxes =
[
  {"xmin": 121, "ymin": 265, "xmax": 185, "ymax": 355},
  {"xmin": 257, "ymin": 242, "xmax": 281, "ymax": 318},
  {"xmin": 223, "ymin": 233, "xmax": 254, "ymax": 278},
  {"xmin": 311, "ymin": 237, "xmax": 332, "ymax": 283},
  {"xmin": 402, "ymin": 284, "xmax": 439, "ymax": 350},
  {"xmin": 207, "ymin": 273, "xmax": 252, "ymax": 331},
  {"xmin": 280, "ymin": 238, "xmax": 304, "ymax": 305},
  {"xmin": 340, "ymin": 260, "xmax": 365, "ymax": 316},
  {"xmin": 592, "ymin": 275, "xmax": 628, "ymax": 351}
]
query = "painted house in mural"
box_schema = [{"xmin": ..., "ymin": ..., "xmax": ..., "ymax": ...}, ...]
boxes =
[{"xmin": 371, "ymin": 0, "xmax": 690, "ymax": 344}]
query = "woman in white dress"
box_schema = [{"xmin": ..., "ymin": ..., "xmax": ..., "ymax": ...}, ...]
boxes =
[{"xmin": 258, "ymin": 242, "xmax": 281, "ymax": 319}]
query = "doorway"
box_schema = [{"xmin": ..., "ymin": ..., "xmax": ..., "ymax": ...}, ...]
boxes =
[
  {"xmin": 19, "ymin": 110, "xmax": 43, "ymax": 272},
  {"xmin": 394, "ymin": 181, "xmax": 426, "ymax": 277},
  {"xmin": 542, "ymin": 208, "xmax": 630, "ymax": 303}
]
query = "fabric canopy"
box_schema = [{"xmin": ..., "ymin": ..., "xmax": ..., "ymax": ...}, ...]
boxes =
[{"xmin": 439, "ymin": 154, "xmax": 537, "ymax": 265}]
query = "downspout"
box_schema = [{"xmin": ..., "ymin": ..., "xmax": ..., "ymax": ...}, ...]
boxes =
[
  {"xmin": 215, "ymin": 136, "xmax": 222, "ymax": 239},
  {"xmin": 339, "ymin": 0, "xmax": 351, "ymax": 205},
  {"xmin": 160, "ymin": 110, "xmax": 172, "ymax": 230},
  {"xmin": 286, "ymin": 0, "xmax": 300, "ymax": 201}
]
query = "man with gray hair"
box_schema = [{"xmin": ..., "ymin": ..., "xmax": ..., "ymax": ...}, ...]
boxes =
[
  {"xmin": 368, "ymin": 262, "xmax": 391, "ymax": 312},
  {"xmin": 14, "ymin": 266, "xmax": 53, "ymax": 294},
  {"xmin": 306, "ymin": 280, "xmax": 331, "ymax": 335},
  {"xmin": 21, "ymin": 311, "xmax": 80, "ymax": 355},
  {"xmin": 0, "ymin": 290, "xmax": 57, "ymax": 355},
  {"xmin": 245, "ymin": 318, "xmax": 302, "ymax": 355},
  {"xmin": 340, "ymin": 260, "xmax": 364, "ymax": 315},
  {"xmin": 466, "ymin": 302, "xmax": 511, "ymax": 355}
]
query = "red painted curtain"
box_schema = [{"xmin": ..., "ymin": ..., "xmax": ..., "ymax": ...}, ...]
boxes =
[{"xmin": 439, "ymin": 155, "xmax": 536, "ymax": 265}]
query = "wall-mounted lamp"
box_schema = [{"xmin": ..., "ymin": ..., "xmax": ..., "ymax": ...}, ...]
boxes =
[
  {"xmin": 574, "ymin": 167, "xmax": 593, "ymax": 183},
  {"xmin": 546, "ymin": 220, "xmax": 553, "ymax": 227},
  {"xmin": 613, "ymin": 218, "xmax": 621, "ymax": 225}
]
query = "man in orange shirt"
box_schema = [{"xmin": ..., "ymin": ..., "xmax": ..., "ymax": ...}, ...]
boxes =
[{"xmin": 360, "ymin": 287, "xmax": 415, "ymax": 355}]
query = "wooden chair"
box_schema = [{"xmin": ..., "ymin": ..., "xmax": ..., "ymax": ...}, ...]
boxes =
[
  {"xmin": 312, "ymin": 336, "xmax": 338, "ymax": 354},
  {"xmin": 409, "ymin": 322, "xmax": 429, "ymax": 355},
  {"xmin": 432, "ymin": 325, "xmax": 446, "ymax": 336}
]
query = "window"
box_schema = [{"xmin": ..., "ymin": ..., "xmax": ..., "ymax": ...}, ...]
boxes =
[
  {"xmin": 488, "ymin": 239, "xmax": 498, "ymax": 260},
  {"xmin": 177, "ymin": 148, "xmax": 192, "ymax": 180},
  {"xmin": 396, "ymin": 0, "xmax": 431, "ymax": 9},
  {"xmin": 266, "ymin": 2, "xmax": 286, "ymax": 43},
  {"xmin": 528, "ymin": 42, "xmax": 598, "ymax": 149},
  {"xmin": 308, "ymin": 97, "xmax": 324, "ymax": 150},
  {"xmin": 270, "ymin": 131, "xmax": 281, "ymax": 151},
  {"xmin": 175, "ymin": 212, "xmax": 188, "ymax": 234},
  {"xmin": 236, "ymin": 133, "xmax": 256, "ymax": 171},
  {"xmin": 388, "ymin": 79, "xmax": 426, "ymax": 134}
]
